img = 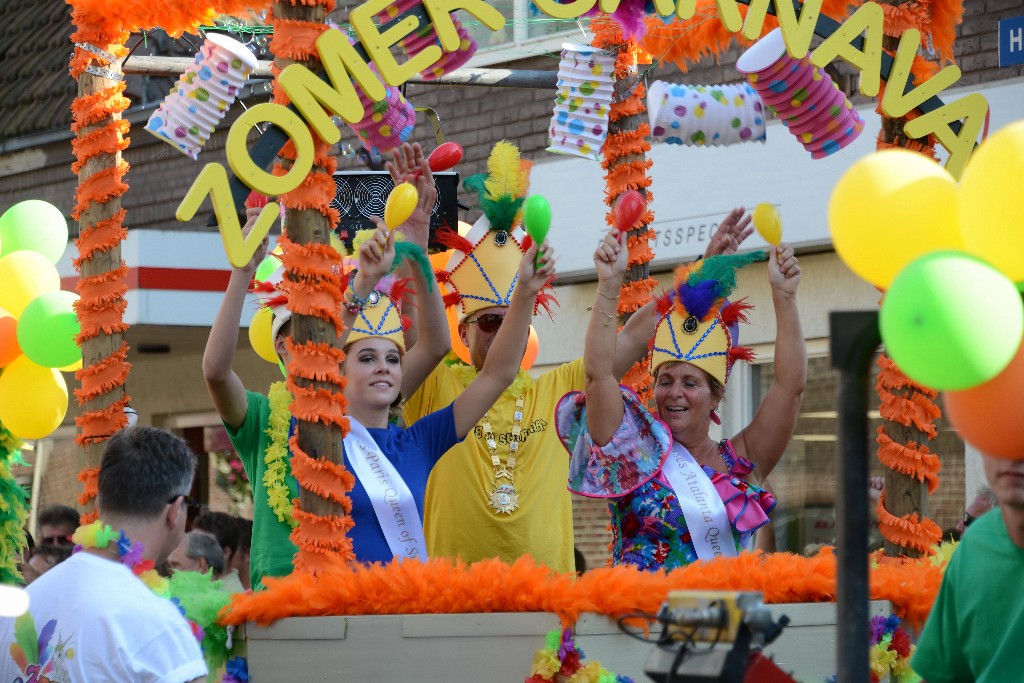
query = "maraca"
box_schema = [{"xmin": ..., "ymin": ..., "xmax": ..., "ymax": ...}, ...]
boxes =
[
  {"xmin": 613, "ymin": 190, "xmax": 645, "ymax": 234},
  {"xmin": 428, "ymin": 142, "xmax": 463, "ymax": 172},
  {"xmin": 522, "ymin": 195, "xmax": 551, "ymax": 267},
  {"xmin": 752, "ymin": 203, "xmax": 782, "ymax": 246},
  {"xmin": 384, "ymin": 182, "xmax": 419, "ymax": 230},
  {"xmin": 245, "ymin": 190, "xmax": 269, "ymax": 209}
]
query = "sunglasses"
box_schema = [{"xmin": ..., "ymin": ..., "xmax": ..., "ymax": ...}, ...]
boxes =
[
  {"xmin": 465, "ymin": 314, "xmax": 505, "ymax": 333},
  {"xmin": 961, "ymin": 511, "xmax": 976, "ymax": 529},
  {"xmin": 168, "ymin": 494, "xmax": 199, "ymax": 514},
  {"xmin": 41, "ymin": 535, "xmax": 73, "ymax": 546}
]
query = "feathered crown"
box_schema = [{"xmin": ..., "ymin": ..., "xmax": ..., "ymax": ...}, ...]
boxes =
[
  {"xmin": 434, "ymin": 141, "xmax": 556, "ymax": 320},
  {"xmin": 651, "ymin": 251, "xmax": 766, "ymax": 385}
]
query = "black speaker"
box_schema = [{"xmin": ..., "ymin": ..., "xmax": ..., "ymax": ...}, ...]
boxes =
[{"xmin": 331, "ymin": 170, "xmax": 459, "ymax": 251}]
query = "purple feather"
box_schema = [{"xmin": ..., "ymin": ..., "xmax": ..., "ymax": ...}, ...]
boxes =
[
  {"xmin": 611, "ymin": 0, "xmax": 652, "ymax": 40},
  {"xmin": 36, "ymin": 619, "xmax": 56, "ymax": 665},
  {"xmin": 677, "ymin": 280, "xmax": 720, "ymax": 320}
]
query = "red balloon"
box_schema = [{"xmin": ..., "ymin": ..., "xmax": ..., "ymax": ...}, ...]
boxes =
[
  {"xmin": 945, "ymin": 338, "xmax": 1024, "ymax": 460},
  {"xmin": 613, "ymin": 190, "xmax": 646, "ymax": 234},
  {"xmin": 428, "ymin": 142, "xmax": 464, "ymax": 172},
  {"xmin": 0, "ymin": 307, "xmax": 20, "ymax": 367}
]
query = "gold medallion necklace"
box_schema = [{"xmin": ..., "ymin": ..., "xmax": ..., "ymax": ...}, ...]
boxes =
[{"xmin": 482, "ymin": 396, "xmax": 525, "ymax": 515}]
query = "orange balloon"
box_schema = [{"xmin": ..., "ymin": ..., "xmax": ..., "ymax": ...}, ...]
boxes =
[
  {"xmin": 0, "ymin": 306, "xmax": 20, "ymax": 367},
  {"xmin": 521, "ymin": 325, "xmax": 539, "ymax": 371},
  {"xmin": 945, "ymin": 338, "xmax": 1024, "ymax": 460}
]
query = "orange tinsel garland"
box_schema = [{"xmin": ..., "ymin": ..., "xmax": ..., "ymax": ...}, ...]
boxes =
[
  {"xmin": 877, "ymin": 493, "xmax": 943, "ymax": 554},
  {"xmin": 68, "ymin": 0, "xmax": 272, "ymax": 38},
  {"xmin": 592, "ymin": 16, "xmax": 657, "ymax": 403},
  {"xmin": 221, "ymin": 548, "xmax": 947, "ymax": 631},
  {"xmin": 270, "ymin": 2, "xmax": 354, "ymax": 574}
]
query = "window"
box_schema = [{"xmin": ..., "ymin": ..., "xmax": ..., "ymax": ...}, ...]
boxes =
[{"xmin": 457, "ymin": 1, "xmax": 583, "ymax": 66}]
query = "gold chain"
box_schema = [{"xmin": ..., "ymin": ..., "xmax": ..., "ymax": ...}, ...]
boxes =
[{"xmin": 481, "ymin": 396, "xmax": 525, "ymax": 514}]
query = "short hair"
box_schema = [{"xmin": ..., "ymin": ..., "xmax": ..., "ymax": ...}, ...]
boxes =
[
  {"xmin": 185, "ymin": 531, "xmax": 225, "ymax": 575},
  {"xmin": 98, "ymin": 427, "xmax": 197, "ymax": 519},
  {"xmin": 193, "ymin": 511, "xmax": 240, "ymax": 556},
  {"xmin": 38, "ymin": 505, "xmax": 79, "ymax": 531},
  {"xmin": 234, "ymin": 516, "xmax": 252, "ymax": 551}
]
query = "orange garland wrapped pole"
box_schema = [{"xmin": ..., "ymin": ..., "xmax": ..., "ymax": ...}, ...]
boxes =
[
  {"xmin": 68, "ymin": 11, "xmax": 133, "ymax": 523},
  {"xmin": 269, "ymin": 0, "xmax": 356, "ymax": 574},
  {"xmin": 591, "ymin": 16, "xmax": 657, "ymax": 402},
  {"xmin": 873, "ymin": 0, "xmax": 960, "ymax": 559}
]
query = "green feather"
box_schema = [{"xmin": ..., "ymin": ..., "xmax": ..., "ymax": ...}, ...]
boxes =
[
  {"xmin": 393, "ymin": 242, "xmax": 434, "ymax": 293},
  {"xmin": 688, "ymin": 251, "xmax": 767, "ymax": 297},
  {"xmin": 169, "ymin": 570, "xmax": 234, "ymax": 670},
  {"xmin": 462, "ymin": 173, "xmax": 486, "ymax": 206},
  {"xmin": 14, "ymin": 613, "xmax": 38, "ymax": 666}
]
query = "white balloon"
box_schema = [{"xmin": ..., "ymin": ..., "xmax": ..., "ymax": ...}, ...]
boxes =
[{"xmin": 0, "ymin": 584, "xmax": 30, "ymax": 617}]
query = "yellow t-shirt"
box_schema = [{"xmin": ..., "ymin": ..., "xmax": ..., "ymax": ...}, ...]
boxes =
[{"xmin": 403, "ymin": 358, "xmax": 584, "ymax": 572}]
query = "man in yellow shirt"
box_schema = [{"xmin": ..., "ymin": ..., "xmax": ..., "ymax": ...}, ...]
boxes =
[{"xmin": 404, "ymin": 141, "xmax": 708, "ymax": 571}]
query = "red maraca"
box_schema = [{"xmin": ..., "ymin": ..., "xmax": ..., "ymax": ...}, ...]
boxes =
[
  {"xmin": 245, "ymin": 191, "xmax": 269, "ymax": 209},
  {"xmin": 613, "ymin": 190, "xmax": 645, "ymax": 234},
  {"xmin": 428, "ymin": 142, "xmax": 463, "ymax": 172}
]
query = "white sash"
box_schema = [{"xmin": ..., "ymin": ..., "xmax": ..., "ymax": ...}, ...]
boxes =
[
  {"xmin": 661, "ymin": 442, "xmax": 737, "ymax": 561},
  {"xmin": 344, "ymin": 417, "xmax": 427, "ymax": 562}
]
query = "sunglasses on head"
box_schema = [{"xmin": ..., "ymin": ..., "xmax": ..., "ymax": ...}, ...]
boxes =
[
  {"xmin": 465, "ymin": 314, "xmax": 505, "ymax": 333},
  {"xmin": 168, "ymin": 493, "xmax": 199, "ymax": 515}
]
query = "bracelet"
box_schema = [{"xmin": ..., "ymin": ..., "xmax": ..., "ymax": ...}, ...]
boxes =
[
  {"xmin": 587, "ymin": 305, "xmax": 617, "ymax": 326},
  {"xmin": 597, "ymin": 288, "xmax": 620, "ymax": 301},
  {"xmin": 344, "ymin": 287, "xmax": 374, "ymax": 315}
]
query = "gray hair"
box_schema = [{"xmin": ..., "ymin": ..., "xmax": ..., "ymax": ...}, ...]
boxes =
[
  {"xmin": 185, "ymin": 531, "xmax": 225, "ymax": 576},
  {"xmin": 98, "ymin": 427, "xmax": 196, "ymax": 519}
]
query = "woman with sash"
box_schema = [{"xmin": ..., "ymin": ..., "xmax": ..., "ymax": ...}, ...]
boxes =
[{"xmin": 555, "ymin": 230, "xmax": 805, "ymax": 570}]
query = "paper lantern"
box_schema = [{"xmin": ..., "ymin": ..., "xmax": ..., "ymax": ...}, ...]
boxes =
[
  {"xmin": 145, "ymin": 33, "xmax": 258, "ymax": 160},
  {"xmin": 737, "ymin": 28, "xmax": 864, "ymax": 159},
  {"xmin": 546, "ymin": 43, "xmax": 615, "ymax": 160},
  {"xmin": 648, "ymin": 81, "xmax": 766, "ymax": 147},
  {"xmin": 350, "ymin": 79, "xmax": 416, "ymax": 155}
]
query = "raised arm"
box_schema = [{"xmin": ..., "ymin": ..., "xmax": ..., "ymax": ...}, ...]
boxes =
[
  {"xmin": 704, "ymin": 207, "xmax": 753, "ymax": 258},
  {"xmin": 732, "ymin": 243, "xmax": 806, "ymax": 481},
  {"xmin": 451, "ymin": 242, "xmax": 556, "ymax": 438},
  {"xmin": 585, "ymin": 230, "xmax": 629, "ymax": 445},
  {"xmin": 341, "ymin": 221, "xmax": 395, "ymax": 350},
  {"xmin": 203, "ymin": 207, "xmax": 268, "ymax": 430}
]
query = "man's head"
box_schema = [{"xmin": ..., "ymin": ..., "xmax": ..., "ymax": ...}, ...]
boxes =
[
  {"xmin": 192, "ymin": 511, "xmax": 240, "ymax": 568},
  {"xmin": 982, "ymin": 455, "xmax": 1024, "ymax": 511},
  {"xmin": 97, "ymin": 427, "xmax": 197, "ymax": 563},
  {"xmin": 458, "ymin": 306, "xmax": 508, "ymax": 370},
  {"xmin": 168, "ymin": 531, "xmax": 225, "ymax": 577},
  {"xmin": 272, "ymin": 316, "xmax": 292, "ymax": 366},
  {"xmin": 955, "ymin": 485, "xmax": 999, "ymax": 537},
  {"xmin": 37, "ymin": 504, "xmax": 79, "ymax": 547},
  {"xmin": 232, "ymin": 516, "xmax": 252, "ymax": 589}
]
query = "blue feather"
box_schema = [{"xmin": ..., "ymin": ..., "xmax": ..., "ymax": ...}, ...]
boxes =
[
  {"xmin": 36, "ymin": 619, "xmax": 56, "ymax": 665},
  {"xmin": 677, "ymin": 280, "xmax": 720, "ymax": 320}
]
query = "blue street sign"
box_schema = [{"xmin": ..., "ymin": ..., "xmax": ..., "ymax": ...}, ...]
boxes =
[{"xmin": 999, "ymin": 15, "xmax": 1024, "ymax": 68}]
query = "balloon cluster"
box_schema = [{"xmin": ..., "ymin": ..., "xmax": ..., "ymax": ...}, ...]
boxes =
[
  {"xmin": 0, "ymin": 201, "xmax": 76, "ymax": 440},
  {"xmin": 829, "ymin": 121, "xmax": 1024, "ymax": 460}
]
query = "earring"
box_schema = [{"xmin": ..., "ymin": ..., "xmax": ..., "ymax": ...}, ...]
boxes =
[{"xmin": 710, "ymin": 409, "xmax": 721, "ymax": 425}]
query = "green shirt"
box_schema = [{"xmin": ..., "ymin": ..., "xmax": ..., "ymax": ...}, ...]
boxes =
[
  {"xmin": 224, "ymin": 390, "xmax": 298, "ymax": 589},
  {"xmin": 912, "ymin": 508, "xmax": 1024, "ymax": 682}
]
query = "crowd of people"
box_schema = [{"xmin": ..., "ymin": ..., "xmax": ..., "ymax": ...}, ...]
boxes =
[{"xmin": 9, "ymin": 139, "xmax": 1019, "ymax": 682}]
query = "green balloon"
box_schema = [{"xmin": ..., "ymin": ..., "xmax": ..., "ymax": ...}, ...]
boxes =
[
  {"xmin": 16, "ymin": 291, "xmax": 81, "ymax": 368},
  {"xmin": 880, "ymin": 251, "xmax": 1024, "ymax": 391},
  {"xmin": 255, "ymin": 253, "xmax": 281, "ymax": 283},
  {"xmin": 522, "ymin": 195, "xmax": 551, "ymax": 246},
  {"xmin": 0, "ymin": 200, "xmax": 69, "ymax": 264}
]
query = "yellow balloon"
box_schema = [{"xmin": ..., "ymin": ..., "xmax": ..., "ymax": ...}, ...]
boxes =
[
  {"xmin": 248, "ymin": 307, "xmax": 278, "ymax": 364},
  {"xmin": 0, "ymin": 356, "xmax": 68, "ymax": 439},
  {"xmin": 0, "ymin": 251, "xmax": 61, "ymax": 317},
  {"xmin": 752, "ymin": 203, "xmax": 782, "ymax": 246},
  {"xmin": 959, "ymin": 121, "xmax": 1024, "ymax": 282},
  {"xmin": 384, "ymin": 182, "xmax": 419, "ymax": 230},
  {"xmin": 59, "ymin": 357, "xmax": 83, "ymax": 372},
  {"xmin": 828, "ymin": 149, "xmax": 960, "ymax": 289}
]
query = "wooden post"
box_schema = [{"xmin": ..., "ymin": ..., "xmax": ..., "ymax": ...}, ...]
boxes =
[
  {"xmin": 272, "ymin": 0, "xmax": 347, "ymax": 524},
  {"xmin": 877, "ymin": 0, "xmax": 935, "ymax": 559}
]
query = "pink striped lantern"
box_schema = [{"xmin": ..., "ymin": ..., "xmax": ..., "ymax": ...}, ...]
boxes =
[
  {"xmin": 737, "ymin": 29, "xmax": 864, "ymax": 159},
  {"xmin": 375, "ymin": 1, "xmax": 477, "ymax": 81}
]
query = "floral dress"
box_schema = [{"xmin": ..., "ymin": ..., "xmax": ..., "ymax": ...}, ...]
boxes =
[{"xmin": 555, "ymin": 386, "xmax": 776, "ymax": 571}]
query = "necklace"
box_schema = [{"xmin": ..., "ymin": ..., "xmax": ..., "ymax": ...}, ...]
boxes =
[
  {"xmin": 72, "ymin": 520, "xmax": 203, "ymax": 643},
  {"xmin": 482, "ymin": 396, "xmax": 525, "ymax": 515}
]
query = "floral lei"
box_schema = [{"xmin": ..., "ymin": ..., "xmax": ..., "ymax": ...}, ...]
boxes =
[
  {"xmin": 72, "ymin": 520, "xmax": 204, "ymax": 643},
  {"xmin": 265, "ymin": 381, "xmax": 297, "ymax": 528},
  {"xmin": 867, "ymin": 614, "xmax": 920, "ymax": 683},
  {"xmin": 527, "ymin": 628, "xmax": 634, "ymax": 683},
  {"xmin": 448, "ymin": 359, "xmax": 535, "ymax": 398}
]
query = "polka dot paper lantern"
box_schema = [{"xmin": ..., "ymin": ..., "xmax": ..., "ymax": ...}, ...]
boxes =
[
  {"xmin": 648, "ymin": 81, "xmax": 767, "ymax": 147},
  {"xmin": 145, "ymin": 33, "xmax": 257, "ymax": 160},
  {"xmin": 547, "ymin": 43, "xmax": 615, "ymax": 161}
]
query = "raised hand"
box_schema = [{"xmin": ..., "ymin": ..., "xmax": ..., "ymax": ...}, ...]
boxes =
[
  {"xmin": 768, "ymin": 243, "xmax": 800, "ymax": 298},
  {"xmin": 360, "ymin": 219, "xmax": 396, "ymax": 288},
  {"xmin": 240, "ymin": 205, "xmax": 270, "ymax": 276},
  {"xmin": 386, "ymin": 142, "xmax": 436, "ymax": 248},
  {"xmin": 517, "ymin": 240, "xmax": 557, "ymax": 297},
  {"xmin": 704, "ymin": 207, "xmax": 754, "ymax": 258},
  {"xmin": 594, "ymin": 229, "xmax": 628, "ymax": 283}
]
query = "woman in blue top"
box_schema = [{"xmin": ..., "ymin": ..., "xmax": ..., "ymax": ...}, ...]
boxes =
[{"xmin": 556, "ymin": 228, "xmax": 805, "ymax": 570}]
